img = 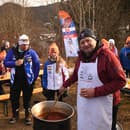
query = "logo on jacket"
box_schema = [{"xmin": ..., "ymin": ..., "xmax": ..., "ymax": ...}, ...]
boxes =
[
  {"xmin": 88, "ymin": 74, "xmax": 93, "ymax": 80},
  {"xmin": 24, "ymin": 55, "xmax": 32, "ymax": 62}
]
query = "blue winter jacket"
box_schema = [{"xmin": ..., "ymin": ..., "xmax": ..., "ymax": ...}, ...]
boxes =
[
  {"xmin": 4, "ymin": 46, "xmax": 40, "ymax": 85},
  {"xmin": 119, "ymin": 47, "xmax": 130, "ymax": 70},
  {"xmin": 42, "ymin": 59, "xmax": 69, "ymax": 89}
]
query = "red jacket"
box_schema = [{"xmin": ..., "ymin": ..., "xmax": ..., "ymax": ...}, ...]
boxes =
[{"xmin": 63, "ymin": 44, "xmax": 126, "ymax": 105}]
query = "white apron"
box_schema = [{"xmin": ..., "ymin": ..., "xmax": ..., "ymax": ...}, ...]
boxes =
[{"xmin": 77, "ymin": 58, "xmax": 113, "ymax": 130}]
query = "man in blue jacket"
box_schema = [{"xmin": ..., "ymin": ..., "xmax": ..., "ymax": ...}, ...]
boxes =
[
  {"xmin": 119, "ymin": 36, "xmax": 130, "ymax": 77},
  {"xmin": 4, "ymin": 34, "xmax": 40, "ymax": 125}
]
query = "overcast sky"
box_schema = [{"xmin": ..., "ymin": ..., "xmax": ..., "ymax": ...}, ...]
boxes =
[{"xmin": 0, "ymin": 0, "xmax": 62, "ymax": 7}]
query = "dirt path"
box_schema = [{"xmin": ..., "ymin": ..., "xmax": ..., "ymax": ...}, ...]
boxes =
[
  {"xmin": 0, "ymin": 83, "xmax": 77, "ymax": 130},
  {"xmin": 0, "ymin": 83, "xmax": 130, "ymax": 130}
]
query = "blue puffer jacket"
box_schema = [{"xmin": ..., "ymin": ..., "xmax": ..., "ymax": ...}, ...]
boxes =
[{"xmin": 4, "ymin": 46, "xmax": 40, "ymax": 85}]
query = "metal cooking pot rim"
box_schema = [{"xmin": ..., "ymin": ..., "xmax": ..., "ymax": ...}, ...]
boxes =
[{"xmin": 31, "ymin": 101, "xmax": 74, "ymax": 122}]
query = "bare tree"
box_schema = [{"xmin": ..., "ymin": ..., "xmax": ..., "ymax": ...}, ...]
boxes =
[
  {"xmin": 58, "ymin": 0, "xmax": 128, "ymax": 41},
  {"xmin": 0, "ymin": 3, "xmax": 22, "ymax": 43},
  {"xmin": 0, "ymin": 0, "xmax": 34, "ymax": 43},
  {"xmin": 95, "ymin": 0, "xmax": 122, "ymax": 38}
]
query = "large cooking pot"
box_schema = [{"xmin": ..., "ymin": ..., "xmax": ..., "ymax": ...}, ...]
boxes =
[{"xmin": 31, "ymin": 101, "xmax": 74, "ymax": 130}]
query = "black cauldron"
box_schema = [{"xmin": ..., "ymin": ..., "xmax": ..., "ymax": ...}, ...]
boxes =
[{"xmin": 31, "ymin": 101, "xmax": 74, "ymax": 130}]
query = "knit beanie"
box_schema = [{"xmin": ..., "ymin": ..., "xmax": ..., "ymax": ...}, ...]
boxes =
[
  {"xmin": 109, "ymin": 39, "xmax": 115, "ymax": 45},
  {"xmin": 78, "ymin": 28, "xmax": 97, "ymax": 42}
]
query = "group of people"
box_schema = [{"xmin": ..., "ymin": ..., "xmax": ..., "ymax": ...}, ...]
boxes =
[
  {"xmin": 1, "ymin": 28, "xmax": 130, "ymax": 130},
  {"xmin": 2, "ymin": 34, "xmax": 70, "ymax": 126},
  {"xmin": 103, "ymin": 35, "xmax": 130, "ymax": 79}
]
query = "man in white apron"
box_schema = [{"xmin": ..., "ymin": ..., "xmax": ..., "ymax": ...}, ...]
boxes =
[
  {"xmin": 60, "ymin": 28, "xmax": 126, "ymax": 130},
  {"xmin": 78, "ymin": 60, "xmax": 112, "ymax": 130}
]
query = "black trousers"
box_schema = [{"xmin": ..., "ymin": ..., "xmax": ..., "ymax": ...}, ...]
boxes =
[
  {"xmin": 125, "ymin": 69, "xmax": 130, "ymax": 77},
  {"xmin": 112, "ymin": 104, "xmax": 119, "ymax": 130},
  {"xmin": 43, "ymin": 89, "xmax": 63, "ymax": 101},
  {"xmin": 10, "ymin": 80, "xmax": 33, "ymax": 114}
]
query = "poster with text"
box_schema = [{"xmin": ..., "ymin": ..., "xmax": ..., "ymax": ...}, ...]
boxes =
[{"xmin": 58, "ymin": 10, "xmax": 79, "ymax": 57}]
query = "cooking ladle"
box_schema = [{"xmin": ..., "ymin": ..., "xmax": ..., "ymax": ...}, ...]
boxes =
[{"xmin": 44, "ymin": 94, "xmax": 62, "ymax": 119}]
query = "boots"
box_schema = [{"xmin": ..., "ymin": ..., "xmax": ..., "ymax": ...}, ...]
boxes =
[
  {"xmin": 9, "ymin": 109, "xmax": 19, "ymax": 124},
  {"xmin": 24, "ymin": 108, "xmax": 32, "ymax": 125},
  {"xmin": 9, "ymin": 108, "xmax": 32, "ymax": 125}
]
